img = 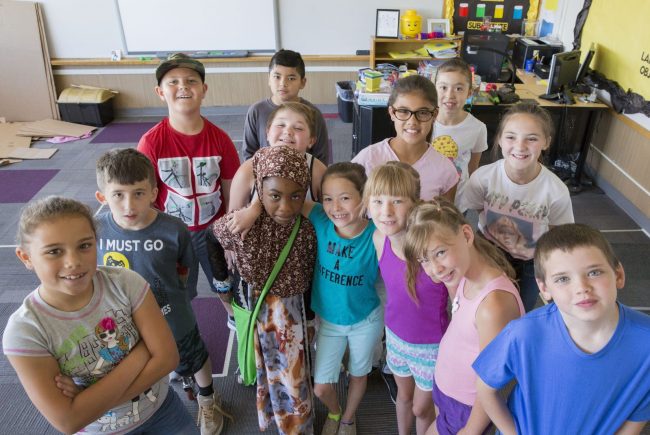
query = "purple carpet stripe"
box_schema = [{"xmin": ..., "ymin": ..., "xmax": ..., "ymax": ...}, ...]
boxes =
[
  {"xmin": 89, "ymin": 122, "xmax": 157, "ymax": 144},
  {"xmin": 191, "ymin": 297, "xmax": 230, "ymax": 374},
  {"xmin": 0, "ymin": 169, "xmax": 59, "ymax": 203},
  {"xmin": 322, "ymin": 113, "xmax": 339, "ymax": 119}
]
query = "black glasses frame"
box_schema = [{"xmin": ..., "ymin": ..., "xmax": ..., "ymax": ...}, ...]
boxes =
[{"xmin": 390, "ymin": 106, "xmax": 437, "ymax": 122}]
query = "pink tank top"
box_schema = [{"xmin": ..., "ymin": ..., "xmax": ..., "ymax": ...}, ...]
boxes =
[
  {"xmin": 379, "ymin": 237, "xmax": 450, "ymax": 344},
  {"xmin": 434, "ymin": 275, "xmax": 524, "ymax": 405}
]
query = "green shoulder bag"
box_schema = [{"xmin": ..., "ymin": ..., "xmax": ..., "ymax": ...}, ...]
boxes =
[{"xmin": 231, "ymin": 216, "xmax": 301, "ymax": 386}]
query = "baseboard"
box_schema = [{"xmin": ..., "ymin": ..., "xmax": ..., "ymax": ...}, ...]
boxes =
[{"xmin": 585, "ymin": 166, "xmax": 650, "ymax": 234}]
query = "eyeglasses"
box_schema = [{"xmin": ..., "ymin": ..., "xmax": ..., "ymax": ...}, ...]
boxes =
[{"xmin": 390, "ymin": 107, "xmax": 437, "ymax": 122}]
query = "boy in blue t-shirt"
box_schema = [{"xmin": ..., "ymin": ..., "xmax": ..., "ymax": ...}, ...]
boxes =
[
  {"xmin": 473, "ymin": 223, "xmax": 650, "ymax": 434},
  {"xmin": 95, "ymin": 148, "xmax": 231, "ymax": 435}
]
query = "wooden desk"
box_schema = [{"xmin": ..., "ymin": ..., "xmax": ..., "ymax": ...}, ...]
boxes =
[
  {"xmin": 472, "ymin": 70, "xmax": 608, "ymax": 190},
  {"xmin": 352, "ymin": 70, "xmax": 609, "ymax": 191}
]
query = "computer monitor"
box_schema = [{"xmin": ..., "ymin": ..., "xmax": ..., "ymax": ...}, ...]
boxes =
[
  {"xmin": 575, "ymin": 43, "xmax": 595, "ymax": 86},
  {"xmin": 461, "ymin": 31, "xmax": 511, "ymax": 83},
  {"xmin": 545, "ymin": 50, "xmax": 581, "ymax": 95}
]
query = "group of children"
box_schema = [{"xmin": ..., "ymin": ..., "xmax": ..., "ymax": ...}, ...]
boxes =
[{"xmin": 2, "ymin": 47, "xmax": 649, "ymax": 435}]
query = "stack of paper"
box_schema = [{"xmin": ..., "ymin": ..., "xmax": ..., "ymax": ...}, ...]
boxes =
[
  {"xmin": 424, "ymin": 41, "xmax": 458, "ymax": 59},
  {"xmin": 388, "ymin": 51, "xmax": 419, "ymax": 59}
]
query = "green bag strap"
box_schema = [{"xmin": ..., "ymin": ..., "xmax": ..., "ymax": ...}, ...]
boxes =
[{"xmin": 244, "ymin": 215, "xmax": 302, "ymax": 349}]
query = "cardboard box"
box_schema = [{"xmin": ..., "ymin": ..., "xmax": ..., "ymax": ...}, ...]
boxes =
[{"xmin": 57, "ymin": 87, "xmax": 115, "ymax": 127}]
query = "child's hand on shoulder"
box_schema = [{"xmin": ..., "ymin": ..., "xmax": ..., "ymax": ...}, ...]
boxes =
[
  {"xmin": 228, "ymin": 203, "xmax": 261, "ymax": 239},
  {"xmin": 54, "ymin": 373, "xmax": 81, "ymax": 398}
]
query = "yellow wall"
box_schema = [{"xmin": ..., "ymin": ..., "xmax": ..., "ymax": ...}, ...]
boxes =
[{"xmin": 580, "ymin": 0, "xmax": 650, "ymax": 99}]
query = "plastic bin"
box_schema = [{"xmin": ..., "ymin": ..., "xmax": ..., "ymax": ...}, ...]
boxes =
[
  {"xmin": 57, "ymin": 86, "xmax": 116, "ymax": 127},
  {"xmin": 335, "ymin": 81, "xmax": 355, "ymax": 123}
]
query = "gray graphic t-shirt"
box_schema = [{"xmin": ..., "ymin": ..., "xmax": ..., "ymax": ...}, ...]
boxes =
[{"xmin": 2, "ymin": 267, "xmax": 168, "ymax": 434}]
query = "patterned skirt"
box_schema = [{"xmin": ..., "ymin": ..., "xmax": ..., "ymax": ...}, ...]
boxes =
[{"xmin": 254, "ymin": 293, "xmax": 314, "ymax": 434}]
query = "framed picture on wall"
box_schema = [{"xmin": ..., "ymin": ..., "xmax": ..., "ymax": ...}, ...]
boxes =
[
  {"xmin": 376, "ymin": 9, "xmax": 400, "ymax": 38},
  {"xmin": 427, "ymin": 18, "xmax": 451, "ymax": 36}
]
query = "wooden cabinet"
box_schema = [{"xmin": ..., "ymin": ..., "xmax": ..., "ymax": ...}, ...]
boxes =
[{"xmin": 370, "ymin": 36, "xmax": 462, "ymax": 69}]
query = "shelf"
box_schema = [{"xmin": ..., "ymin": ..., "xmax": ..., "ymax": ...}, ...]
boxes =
[{"xmin": 370, "ymin": 36, "xmax": 461, "ymax": 68}]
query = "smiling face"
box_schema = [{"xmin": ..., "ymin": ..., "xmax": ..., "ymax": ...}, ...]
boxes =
[
  {"xmin": 96, "ymin": 180, "xmax": 158, "ymax": 231},
  {"xmin": 498, "ymin": 113, "xmax": 550, "ymax": 181},
  {"xmin": 322, "ymin": 176, "xmax": 365, "ymax": 238},
  {"xmin": 366, "ymin": 194, "xmax": 415, "ymax": 237},
  {"xmin": 266, "ymin": 108, "xmax": 315, "ymax": 153},
  {"xmin": 261, "ymin": 176, "xmax": 306, "ymax": 225},
  {"xmin": 268, "ymin": 65, "xmax": 306, "ymax": 105},
  {"xmin": 435, "ymin": 70, "xmax": 472, "ymax": 117},
  {"xmin": 418, "ymin": 225, "xmax": 472, "ymax": 289},
  {"xmin": 537, "ymin": 246, "xmax": 624, "ymax": 327},
  {"xmin": 389, "ymin": 92, "xmax": 437, "ymax": 148},
  {"xmin": 155, "ymin": 67, "xmax": 207, "ymax": 115},
  {"xmin": 16, "ymin": 216, "xmax": 97, "ymax": 311}
]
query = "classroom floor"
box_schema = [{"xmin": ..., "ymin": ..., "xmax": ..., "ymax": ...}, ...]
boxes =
[{"xmin": 0, "ymin": 106, "xmax": 648, "ymax": 434}]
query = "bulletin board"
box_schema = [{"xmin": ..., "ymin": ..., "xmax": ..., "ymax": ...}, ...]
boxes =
[
  {"xmin": 580, "ymin": 0, "xmax": 650, "ymax": 100},
  {"xmin": 445, "ymin": 0, "xmax": 536, "ymax": 35}
]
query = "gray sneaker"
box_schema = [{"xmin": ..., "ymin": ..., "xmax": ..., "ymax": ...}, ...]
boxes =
[
  {"xmin": 321, "ymin": 416, "xmax": 340, "ymax": 435},
  {"xmin": 197, "ymin": 393, "xmax": 232, "ymax": 435}
]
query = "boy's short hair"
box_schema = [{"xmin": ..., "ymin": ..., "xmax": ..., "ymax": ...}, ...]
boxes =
[
  {"xmin": 96, "ymin": 148, "xmax": 157, "ymax": 191},
  {"xmin": 269, "ymin": 49, "xmax": 305, "ymax": 78},
  {"xmin": 534, "ymin": 223, "xmax": 620, "ymax": 281},
  {"xmin": 155, "ymin": 53, "xmax": 205, "ymax": 85}
]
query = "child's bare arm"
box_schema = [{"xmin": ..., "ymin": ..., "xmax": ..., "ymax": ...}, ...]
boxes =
[
  {"xmin": 616, "ymin": 421, "xmax": 646, "ymax": 435},
  {"xmin": 221, "ymin": 178, "xmax": 233, "ymax": 214},
  {"xmin": 462, "ymin": 290, "xmax": 521, "ymax": 433},
  {"xmin": 228, "ymin": 160, "xmax": 255, "ymax": 212},
  {"xmin": 302, "ymin": 199, "xmax": 316, "ymax": 218},
  {"xmin": 311, "ymin": 157, "xmax": 327, "ymax": 202},
  {"xmin": 228, "ymin": 198, "xmax": 262, "ymax": 239},
  {"xmin": 476, "ymin": 379, "xmax": 517, "ymax": 435},
  {"xmin": 54, "ymin": 373, "xmax": 81, "ymax": 399},
  {"xmin": 8, "ymin": 341, "xmax": 150, "ymax": 434},
  {"xmin": 442, "ymin": 182, "xmax": 458, "ymax": 203},
  {"xmin": 113, "ymin": 289, "xmax": 178, "ymax": 403},
  {"xmin": 468, "ymin": 152, "xmax": 482, "ymax": 176}
]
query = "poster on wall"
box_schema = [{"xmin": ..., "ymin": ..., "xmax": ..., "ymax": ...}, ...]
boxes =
[{"xmin": 452, "ymin": 0, "xmax": 530, "ymax": 34}]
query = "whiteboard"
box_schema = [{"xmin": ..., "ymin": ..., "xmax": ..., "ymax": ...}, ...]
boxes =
[
  {"xmin": 115, "ymin": 0, "xmax": 278, "ymax": 54},
  {"xmin": 279, "ymin": 0, "xmax": 442, "ymax": 55},
  {"xmin": 28, "ymin": 0, "xmax": 442, "ymax": 58}
]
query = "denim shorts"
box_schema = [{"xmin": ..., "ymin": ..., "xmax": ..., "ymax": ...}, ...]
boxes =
[
  {"xmin": 126, "ymin": 386, "xmax": 198, "ymax": 434},
  {"xmin": 314, "ymin": 305, "xmax": 384, "ymax": 383}
]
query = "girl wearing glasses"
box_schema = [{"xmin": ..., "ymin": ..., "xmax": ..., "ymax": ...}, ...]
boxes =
[{"xmin": 352, "ymin": 75, "xmax": 458, "ymax": 202}]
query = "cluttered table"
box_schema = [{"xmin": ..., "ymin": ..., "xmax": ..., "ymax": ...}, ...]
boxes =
[
  {"xmin": 353, "ymin": 69, "xmax": 609, "ymax": 192},
  {"xmin": 471, "ymin": 70, "xmax": 609, "ymax": 191}
]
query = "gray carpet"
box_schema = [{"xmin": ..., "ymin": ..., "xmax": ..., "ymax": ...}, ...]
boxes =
[{"xmin": 0, "ymin": 105, "xmax": 648, "ymax": 434}]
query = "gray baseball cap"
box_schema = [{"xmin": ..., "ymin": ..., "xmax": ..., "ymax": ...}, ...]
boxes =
[{"xmin": 155, "ymin": 53, "xmax": 205, "ymax": 84}]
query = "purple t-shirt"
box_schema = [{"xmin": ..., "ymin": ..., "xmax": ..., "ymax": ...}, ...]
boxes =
[{"xmin": 379, "ymin": 237, "xmax": 450, "ymax": 344}]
